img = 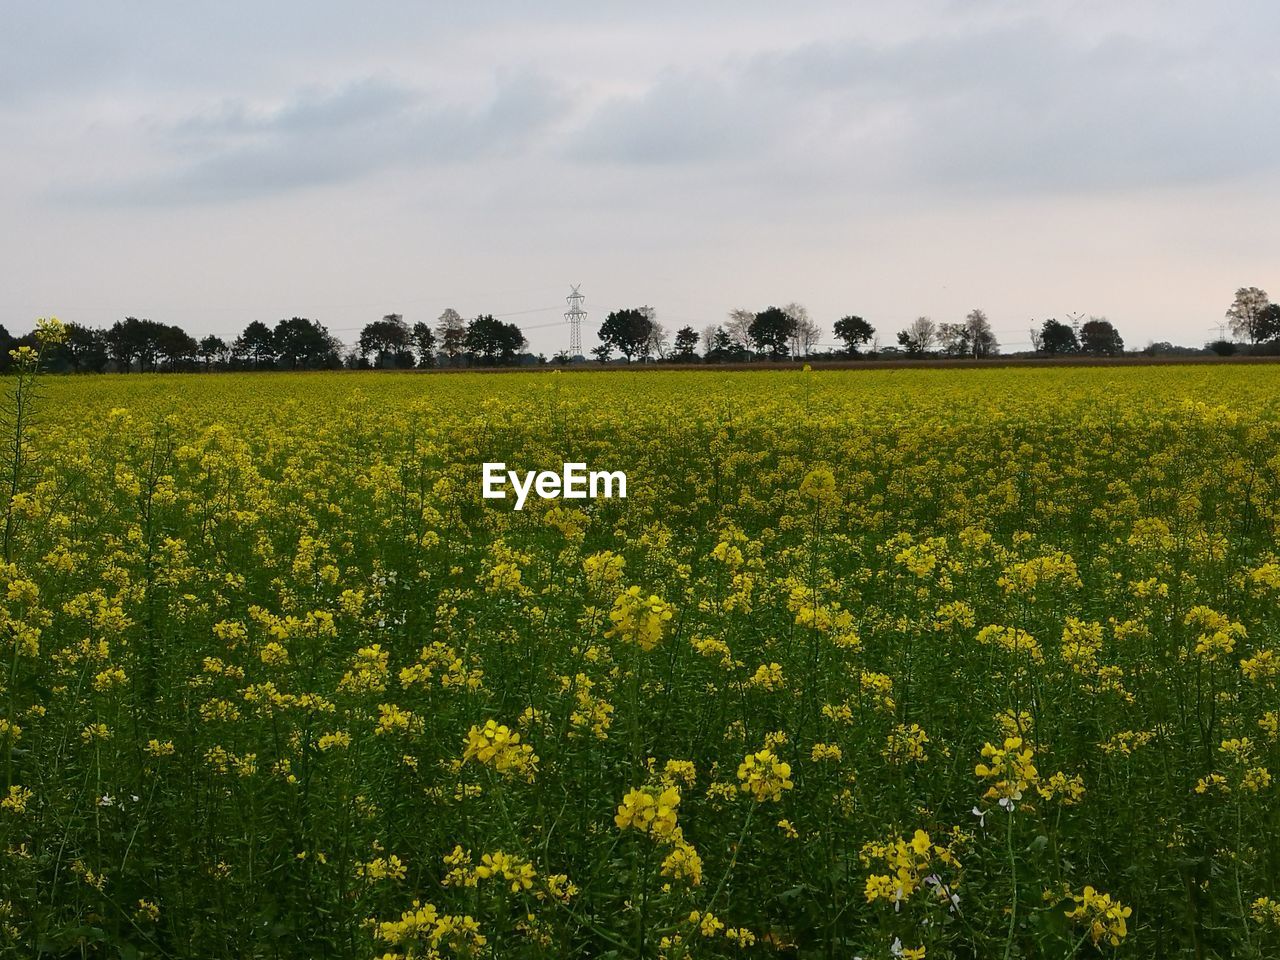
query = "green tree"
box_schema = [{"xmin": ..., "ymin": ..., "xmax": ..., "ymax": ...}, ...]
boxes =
[
  {"xmin": 274, "ymin": 317, "xmax": 336, "ymax": 369},
  {"xmin": 198, "ymin": 335, "xmax": 228, "ymax": 370},
  {"xmin": 1255, "ymin": 303, "xmax": 1280, "ymax": 343},
  {"xmin": 105, "ymin": 319, "xmax": 138, "ymax": 372},
  {"xmin": 598, "ymin": 308, "xmax": 655, "ymax": 362},
  {"xmin": 1079, "ymin": 318, "xmax": 1124, "ymax": 356},
  {"xmin": 464, "ymin": 315, "xmax": 525, "ymax": 365},
  {"xmin": 411, "ymin": 322, "xmax": 437, "ymax": 367},
  {"xmin": 1207, "ymin": 339, "xmax": 1238, "ymax": 356},
  {"xmin": 0, "ymin": 325, "xmax": 14, "ymax": 372},
  {"xmin": 1038, "ymin": 319, "xmax": 1079, "ymax": 355},
  {"xmin": 58, "ymin": 322, "xmax": 108, "ymax": 372},
  {"xmin": 107, "ymin": 317, "xmax": 166, "ymax": 372},
  {"xmin": 234, "ymin": 321, "xmax": 276, "ymax": 369},
  {"xmin": 748, "ymin": 306, "xmax": 795, "ymax": 360},
  {"xmin": 157, "ymin": 324, "xmax": 198, "ymax": 370},
  {"xmin": 833, "ymin": 315, "xmax": 874, "ymax": 355},
  {"xmin": 359, "ymin": 314, "xmax": 413, "ymax": 367},
  {"xmin": 672, "ymin": 326, "xmax": 699, "ymax": 362},
  {"xmin": 703, "ymin": 326, "xmax": 743, "ymax": 364}
]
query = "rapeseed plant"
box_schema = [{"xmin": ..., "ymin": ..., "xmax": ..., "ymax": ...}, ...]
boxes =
[{"xmin": 2, "ymin": 365, "xmax": 1279, "ymax": 956}]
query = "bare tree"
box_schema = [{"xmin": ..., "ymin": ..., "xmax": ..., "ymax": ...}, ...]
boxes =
[
  {"xmin": 645, "ymin": 319, "xmax": 669, "ymax": 360},
  {"xmin": 435, "ymin": 308, "xmax": 467, "ymax": 362},
  {"xmin": 937, "ymin": 322, "xmax": 969, "ymax": 357},
  {"xmin": 783, "ymin": 303, "xmax": 821, "ymax": 356},
  {"xmin": 964, "ymin": 308, "xmax": 999, "ymax": 357},
  {"xmin": 1226, "ymin": 287, "xmax": 1270, "ymax": 343},
  {"xmin": 897, "ymin": 316, "xmax": 937, "ymax": 355},
  {"xmin": 701, "ymin": 325, "xmax": 719, "ymax": 355},
  {"xmin": 726, "ymin": 309, "xmax": 755, "ymax": 349}
]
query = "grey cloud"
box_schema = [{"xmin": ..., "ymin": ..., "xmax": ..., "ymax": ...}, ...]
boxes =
[
  {"xmin": 567, "ymin": 17, "xmax": 1280, "ymax": 193},
  {"xmin": 172, "ymin": 79, "xmax": 420, "ymax": 139},
  {"xmin": 85, "ymin": 71, "xmax": 569, "ymax": 204},
  {"xmin": 857, "ymin": 24, "xmax": 1280, "ymax": 191},
  {"xmin": 571, "ymin": 73, "xmax": 772, "ymax": 164}
]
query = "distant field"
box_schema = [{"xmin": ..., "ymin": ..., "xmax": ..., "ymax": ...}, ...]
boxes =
[{"xmin": 5, "ymin": 368, "xmax": 1280, "ymax": 958}]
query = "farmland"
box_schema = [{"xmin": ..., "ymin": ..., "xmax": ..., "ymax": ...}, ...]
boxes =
[{"xmin": 3, "ymin": 365, "xmax": 1280, "ymax": 958}]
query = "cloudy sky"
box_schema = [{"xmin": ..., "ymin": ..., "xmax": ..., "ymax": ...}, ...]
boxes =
[{"xmin": 4, "ymin": 1, "xmax": 1278, "ymax": 354}]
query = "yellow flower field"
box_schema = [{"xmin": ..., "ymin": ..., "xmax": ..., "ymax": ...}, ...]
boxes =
[{"xmin": 4, "ymin": 366, "xmax": 1280, "ymax": 958}]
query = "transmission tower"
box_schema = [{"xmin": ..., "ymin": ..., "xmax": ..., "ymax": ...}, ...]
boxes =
[{"xmin": 565, "ymin": 284, "xmax": 586, "ymax": 357}]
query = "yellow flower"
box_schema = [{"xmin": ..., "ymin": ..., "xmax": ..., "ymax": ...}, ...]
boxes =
[
  {"xmin": 92, "ymin": 666, "xmax": 127, "ymax": 691},
  {"xmin": 605, "ymin": 586, "xmax": 674, "ymax": 651},
  {"xmin": 1241, "ymin": 767, "xmax": 1272, "ymax": 792},
  {"xmin": 462, "ymin": 719, "xmax": 538, "ymax": 781},
  {"xmin": 318, "ymin": 731, "xmax": 352, "ymax": 751},
  {"xmin": 375, "ymin": 703, "xmax": 420, "ymax": 736},
  {"xmin": 748, "ymin": 662, "xmax": 785, "ymax": 691},
  {"xmin": 798, "ymin": 466, "xmax": 837, "ymax": 504},
  {"xmin": 660, "ymin": 835, "xmax": 703, "ymax": 886},
  {"xmin": 975, "ymin": 624, "xmax": 1044, "ymax": 663},
  {"xmin": 474, "ymin": 851, "xmax": 536, "ymax": 892},
  {"xmin": 80, "ymin": 723, "xmax": 112, "ymax": 743},
  {"xmin": 1194, "ymin": 773, "xmax": 1229, "ymax": 795},
  {"xmin": 1252, "ymin": 896, "xmax": 1280, "ymax": 928},
  {"xmin": 135, "ymin": 899, "xmax": 161, "ymax": 922},
  {"xmin": 1, "ymin": 786, "xmax": 34, "ymax": 814},
  {"xmin": 542, "ymin": 873, "xmax": 579, "ymax": 903},
  {"xmin": 661, "ymin": 759, "xmax": 697, "ymax": 787},
  {"xmin": 811, "ymin": 743, "xmax": 843, "ymax": 763},
  {"xmin": 1066, "ymin": 885, "xmax": 1132, "ymax": 946},
  {"xmin": 737, "ymin": 748, "xmax": 793, "ymax": 802},
  {"xmin": 1185, "ymin": 606, "xmax": 1245, "ymax": 662},
  {"xmin": 725, "ymin": 927, "xmax": 757, "ymax": 947},
  {"xmin": 883, "ymin": 723, "xmax": 930, "ymax": 764},
  {"xmin": 357, "ymin": 854, "xmax": 407, "ymax": 881},
  {"xmin": 34, "ymin": 316, "xmax": 67, "ymax": 346},
  {"xmin": 583, "ymin": 550, "xmax": 626, "ymax": 585},
  {"xmin": 861, "ymin": 828, "xmax": 960, "ymax": 907},
  {"xmin": 1038, "ymin": 771, "xmax": 1086, "ymax": 805},
  {"xmin": 615, "ymin": 786, "xmax": 681, "ymax": 840},
  {"xmin": 689, "ymin": 910, "xmax": 724, "ymax": 937},
  {"xmin": 338, "ymin": 644, "xmax": 389, "ymax": 693},
  {"xmin": 976, "ymin": 737, "xmax": 1039, "ymax": 803},
  {"xmin": 259, "ymin": 641, "xmax": 290, "ymax": 666}
]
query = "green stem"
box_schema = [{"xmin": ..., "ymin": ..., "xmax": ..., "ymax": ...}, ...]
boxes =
[
  {"xmin": 706, "ymin": 802, "xmax": 757, "ymax": 915},
  {"xmin": 1003, "ymin": 808, "xmax": 1019, "ymax": 960}
]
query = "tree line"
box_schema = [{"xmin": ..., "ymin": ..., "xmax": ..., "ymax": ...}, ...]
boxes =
[
  {"xmin": 0, "ymin": 312, "xmax": 527, "ymax": 373},
  {"xmin": 3, "ymin": 286, "xmax": 1274, "ymax": 372},
  {"xmin": 593, "ymin": 305, "xmax": 1122, "ymax": 362}
]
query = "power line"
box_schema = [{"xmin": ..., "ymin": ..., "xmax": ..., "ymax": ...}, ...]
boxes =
[{"xmin": 494, "ymin": 305, "xmax": 563, "ymax": 318}]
